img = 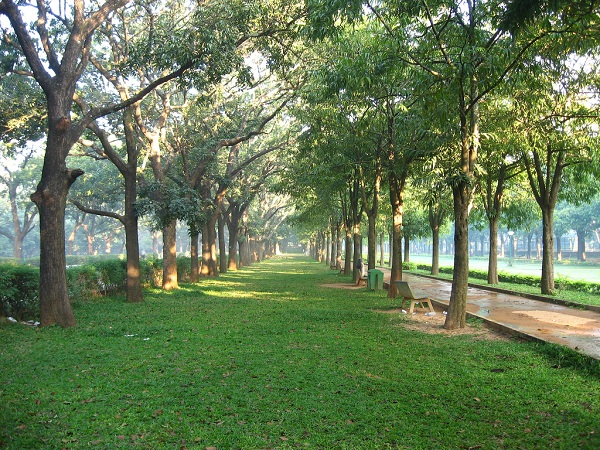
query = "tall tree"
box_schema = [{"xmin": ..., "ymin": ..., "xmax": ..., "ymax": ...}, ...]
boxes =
[
  {"xmin": 1, "ymin": 0, "xmax": 132, "ymax": 326},
  {"xmin": 0, "ymin": 151, "xmax": 39, "ymax": 259}
]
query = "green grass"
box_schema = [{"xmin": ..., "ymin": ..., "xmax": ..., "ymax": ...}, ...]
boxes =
[{"xmin": 1, "ymin": 255, "xmax": 599, "ymax": 449}]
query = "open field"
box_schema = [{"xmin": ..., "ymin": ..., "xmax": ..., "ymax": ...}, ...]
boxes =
[{"xmin": 1, "ymin": 255, "xmax": 599, "ymax": 449}]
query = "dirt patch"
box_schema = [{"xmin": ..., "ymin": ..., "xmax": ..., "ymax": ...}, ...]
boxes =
[{"xmin": 375, "ymin": 308, "xmax": 510, "ymax": 341}]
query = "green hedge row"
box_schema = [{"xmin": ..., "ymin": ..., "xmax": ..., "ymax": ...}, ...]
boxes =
[
  {"xmin": 408, "ymin": 263, "xmax": 600, "ymax": 295},
  {"xmin": 0, "ymin": 257, "xmax": 195, "ymax": 321}
]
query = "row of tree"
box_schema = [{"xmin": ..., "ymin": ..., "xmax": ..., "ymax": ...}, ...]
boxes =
[
  {"xmin": 282, "ymin": 0, "xmax": 600, "ymax": 329},
  {"xmin": 1, "ymin": 0, "xmax": 306, "ymax": 327}
]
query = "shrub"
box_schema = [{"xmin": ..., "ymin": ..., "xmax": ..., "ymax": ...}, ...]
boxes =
[
  {"xmin": 140, "ymin": 257, "xmax": 163, "ymax": 288},
  {"xmin": 402, "ymin": 261, "xmax": 417, "ymax": 270},
  {"xmin": 0, "ymin": 264, "xmax": 39, "ymax": 321},
  {"xmin": 93, "ymin": 259, "xmax": 127, "ymax": 295},
  {"xmin": 66, "ymin": 265, "xmax": 102, "ymax": 302}
]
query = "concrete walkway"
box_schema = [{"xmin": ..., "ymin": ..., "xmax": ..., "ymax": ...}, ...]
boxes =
[{"xmin": 374, "ymin": 268, "xmax": 600, "ymax": 360}]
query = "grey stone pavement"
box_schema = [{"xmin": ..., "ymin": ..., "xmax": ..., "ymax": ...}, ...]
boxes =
[{"xmin": 374, "ymin": 268, "xmax": 600, "ymax": 361}]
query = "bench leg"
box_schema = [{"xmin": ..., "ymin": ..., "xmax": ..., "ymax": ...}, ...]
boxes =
[{"xmin": 409, "ymin": 299, "xmax": 435, "ymax": 314}]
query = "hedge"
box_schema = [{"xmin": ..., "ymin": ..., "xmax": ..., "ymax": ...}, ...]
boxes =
[
  {"xmin": 0, "ymin": 264, "xmax": 40, "ymax": 321},
  {"xmin": 1, "ymin": 257, "xmax": 195, "ymax": 321}
]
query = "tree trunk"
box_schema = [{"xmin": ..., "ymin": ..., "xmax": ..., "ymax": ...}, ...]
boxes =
[
  {"xmin": 344, "ymin": 230, "xmax": 353, "ymax": 276},
  {"xmin": 201, "ymin": 220, "xmax": 218, "ymax": 277},
  {"xmin": 388, "ymin": 175, "xmax": 404, "ymax": 299},
  {"xmin": 123, "ymin": 170, "xmax": 143, "ymax": 302},
  {"xmin": 228, "ymin": 219, "xmax": 240, "ymax": 271},
  {"xmin": 336, "ymin": 224, "xmax": 343, "ymax": 269},
  {"xmin": 367, "ymin": 214, "xmax": 377, "ymax": 270},
  {"xmin": 190, "ymin": 227, "xmax": 200, "ymax": 283},
  {"xmin": 353, "ymin": 225, "xmax": 362, "ymax": 283},
  {"xmin": 577, "ymin": 229, "xmax": 586, "ymax": 262},
  {"xmin": 541, "ymin": 207, "xmax": 555, "ymax": 294},
  {"xmin": 162, "ymin": 219, "xmax": 178, "ymax": 290},
  {"xmin": 487, "ymin": 215, "xmax": 499, "ymax": 284},
  {"xmin": 218, "ymin": 213, "xmax": 227, "ymax": 273},
  {"xmin": 444, "ymin": 183, "xmax": 470, "ymax": 330},
  {"xmin": 325, "ymin": 229, "xmax": 331, "ymax": 266},
  {"xmin": 31, "ymin": 152, "xmax": 83, "ymax": 327},
  {"xmin": 403, "ymin": 235, "xmax": 410, "ymax": 263},
  {"xmin": 431, "ymin": 223, "xmax": 440, "ymax": 276}
]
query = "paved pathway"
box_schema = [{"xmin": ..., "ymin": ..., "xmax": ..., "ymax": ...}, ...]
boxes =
[{"xmin": 373, "ymin": 268, "xmax": 600, "ymax": 360}]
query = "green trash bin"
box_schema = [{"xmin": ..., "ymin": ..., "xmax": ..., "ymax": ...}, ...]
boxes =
[{"xmin": 368, "ymin": 269, "xmax": 384, "ymax": 290}]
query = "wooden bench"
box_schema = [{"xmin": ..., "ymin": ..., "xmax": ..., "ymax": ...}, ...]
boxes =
[
  {"xmin": 356, "ymin": 274, "xmax": 368, "ymax": 286},
  {"xmin": 395, "ymin": 281, "xmax": 435, "ymax": 314}
]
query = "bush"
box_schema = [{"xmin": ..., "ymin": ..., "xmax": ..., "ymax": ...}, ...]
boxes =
[
  {"xmin": 66, "ymin": 265, "xmax": 102, "ymax": 302},
  {"xmin": 93, "ymin": 259, "xmax": 127, "ymax": 295},
  {"xmin": 0, "ymin": 264, "xmax": 39, "ymax": 321},
  {"xmin": 402, "ymin": 261, "xmax": 417, "ymax": 270},
  {"xmin": 140, "ymin": 257, "xmax": 163, "ymax": 288}
]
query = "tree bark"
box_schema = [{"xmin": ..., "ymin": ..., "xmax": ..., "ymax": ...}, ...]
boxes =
[
  {"xmin": 201, "ymin": 220, "xmax": 218, "ymax": 277},
  {"xmin": 123, "ymin": 168, "xmax": 143, "ymax": 302},
  {"xmin": 190, "ymin": 227, "xmax": 200, "ymax": 283},
  {"xmin": 218, "ymin": 212, "xmax": 227, "ymax": 273},
  {"xmin": 388, "ymin": 173, "xmax": 405, "ymax": 299},
  {"xmin": 541, "ymin": 207, "xmax": 555, "ymax": 294},
  {"xmin": 31, "ymin": 162, "xmax": 83, "ymax": 327},
  {"xmin": 162, "ymin": 219, "xmax": 178, "ymax": 290},
  {"xmin": 445, "ymin": 182, "xmax": 470, "ymax": 330},
  {"xmin": 576, "ymin": 229, "xmax": 586, "ymax": 262},
  {"xmin": 487, "ymin": 215, "xmax": 499, "ymax": 284},
  {"xmin": 344, "ymin": 230, "xmax": 353, "ymax": 276}
]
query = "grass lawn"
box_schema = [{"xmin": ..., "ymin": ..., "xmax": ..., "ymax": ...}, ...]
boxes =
[{"xmin": 1, "ymin": 255, "xmax": 599, "ymax": 449}]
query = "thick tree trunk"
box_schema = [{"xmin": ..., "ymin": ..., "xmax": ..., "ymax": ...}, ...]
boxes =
[
  {"xmin": 444, "ymin": 183, "xmax": 470, "ymax": 330},
  {"xmin": 367, "ymin": 214, "xmax": 377, "ymax": 270},
  {"xmin": 123, "ymin": 171, "xmax": 143, "ymax": 302},
  {"xmin": 344, "ymin": 230, "xmax": 352, "ymax": 276},
  {"xmin": 31, "ymin": 155, "xmax": 83, "ymax": 327},
  {"xmin": 218, "ymin": 213, "xmax": 227, "ymax": 273},
  {"xmin": 190, "ymin": 227, "xmax": 200, "ymax": 283},
  {"xmin": 541, "ymin": 208, "xmax": 555, "ymax": 294},
  {"xmin": 201, "ymin": 220, "xmax": 218, "ymax": 277},
  {"xmin": 487, "ymin": 215, "xmax": 499, "ymax": 284},
  {"xmin": 388, "ymin": 174, "xmax": 404, "ymax": 298},
  {"xmin": 228, "ymin": 222, "xmax": 240, "ymax": 271},
  {"xmin": 162, "ymin": 219, "xmax": 178, "ymax": 290}
]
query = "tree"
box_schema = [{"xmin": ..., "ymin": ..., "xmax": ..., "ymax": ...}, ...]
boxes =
[
  {"xmin": 0, "ymin": 150, "xmax": 39, "ymax": 259},
  {"xmin": 512, "ymin": 56, "xmax": 600, "ymax": 293},
  {"xmin": 0, "ymin": 0, "xmax": 133, "ymax": 326}
]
